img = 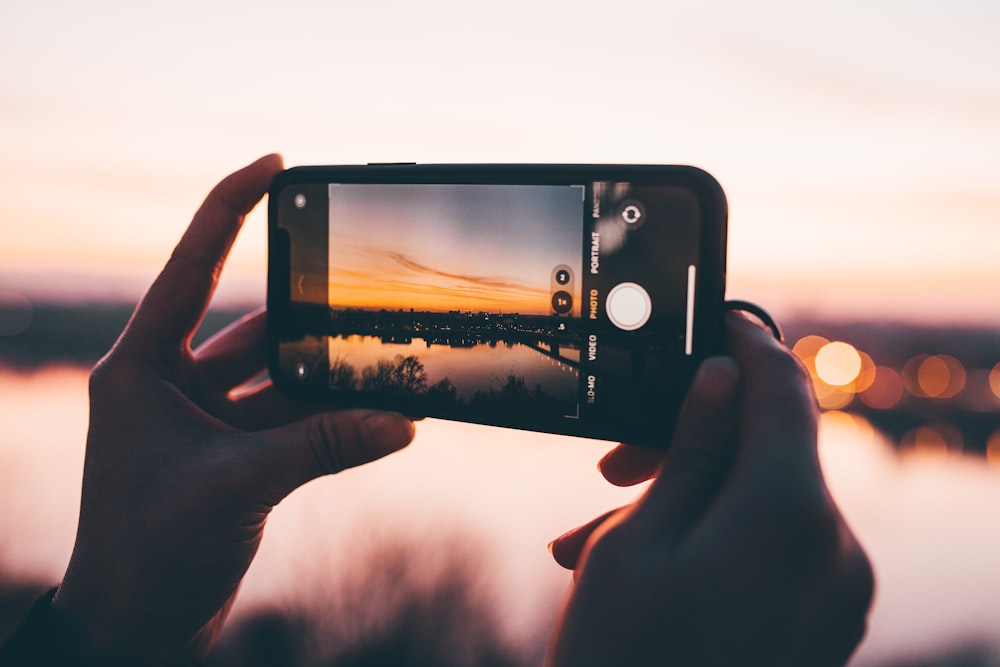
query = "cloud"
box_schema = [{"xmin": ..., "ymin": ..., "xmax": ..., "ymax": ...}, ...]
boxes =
[{"xmin": 383, "ymin": 251, "xmax": 539, "ymax": 293}]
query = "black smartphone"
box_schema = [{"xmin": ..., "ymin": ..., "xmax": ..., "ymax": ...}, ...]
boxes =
[{"xmin": 268, "ymin": 164, "xmax": 727, "ymax": 445}]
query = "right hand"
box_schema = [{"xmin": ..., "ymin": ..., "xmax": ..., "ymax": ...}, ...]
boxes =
[{"xmin": 546, "ymin": 316, "xmax": 874, "ymax": 666}]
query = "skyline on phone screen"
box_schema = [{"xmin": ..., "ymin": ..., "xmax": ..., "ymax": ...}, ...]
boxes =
[{"xmin": 326, "ymin": 184, "xmax": 584, "ymax": 316}]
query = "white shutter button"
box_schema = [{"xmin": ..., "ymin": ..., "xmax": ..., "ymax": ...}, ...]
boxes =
[{"xmin": 606, "ymin": 282, "xmax": 652, "ymax": 331}]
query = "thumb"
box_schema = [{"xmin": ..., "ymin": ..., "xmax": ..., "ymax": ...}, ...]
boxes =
[
  {"xmin": 630, "ymin": 356, "xmax": 741, "ymax": 541},
  {"xmin": 251, "ymin": 409, "xmax": 415, "ymax": 503}
]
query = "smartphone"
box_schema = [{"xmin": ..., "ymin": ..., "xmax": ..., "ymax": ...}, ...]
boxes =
[{"xmin": 268, "ymin": 164, "xmax": 727, "ymax": 445}]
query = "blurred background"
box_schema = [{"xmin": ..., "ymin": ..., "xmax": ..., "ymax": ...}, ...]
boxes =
[{"xmin": 1, "ymin": 0, "xmax": 999, "ymax": 664}]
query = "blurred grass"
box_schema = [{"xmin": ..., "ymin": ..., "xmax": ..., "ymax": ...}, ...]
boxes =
[
  {"xmin": 208, "ymin": 532, "xmax": 541, "ymax": 667},
  {"xmin": 0, "ymin": 531, "xmax": 544, "ymax": 667},
  {"xmin": 4, "ymin": 301, "xmax": 1000, "ymax": 665}
]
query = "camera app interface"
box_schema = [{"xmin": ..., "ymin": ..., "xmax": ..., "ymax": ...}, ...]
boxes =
[{"xmin": 278, "ymin": 179, "xmax": 701, "ymax": 430}]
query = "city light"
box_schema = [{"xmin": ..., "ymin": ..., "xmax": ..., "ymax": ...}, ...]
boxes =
[
  {"xmin": 900, "ymin": 423, "xmax": 963, "ymax": 457},
  {"xmin": 855, "ymin": 351, "xmax": 877, "ymax": 393},
  {"xmin": 988, "ymin": 430, "xmax": 1000, "ymax": 467},
  {"xmin": 792, "ymin": 335, "xmax": 829, "ymax": 368},
  {"xmin": 791, "ymin": 333, "xmax": 999, "ymax": 470},
  {"xmin": 793, "ymin": 336, "xmax": 874, "ymax": 411},
  {"xmin": 858, "ymin": 366, "xmax": 904, "ymax": 410},
  {"xmin": 902, "ymin": 355, "xmax": 928, "ymax": 398},
  {"xmin": 815, "ymin": 341, "xmax": 862, "ymax": 387},
  {"xmin": 820, "ymin": 409, "xmax": 878, "ymax": 442},
  {"xmin": 813, "ymin": 379, "xmax": 855, "ymax": 410},
  {"xmin": 923, "ymin": 355, "xmax": 966, "ymax": 399},
  {"xmin": 991, "ymin": 363, "xmax": 1000, "ymax": 400},
  {"xmin": 917, "ymin": 356, "xmax": 951, "ymax": 397},
  {"xmin": 903, "ymin": 354, "xmax": 968, "ymax": 400}
]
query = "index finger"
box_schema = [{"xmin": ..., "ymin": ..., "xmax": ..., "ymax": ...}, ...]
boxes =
[
  {"xmin": 119, "ymin": 154, "xmax": 284, "ymax": 358},
  {"xmin": 596, "ymin": 444, "xmax": 664, "ymax": 487}
]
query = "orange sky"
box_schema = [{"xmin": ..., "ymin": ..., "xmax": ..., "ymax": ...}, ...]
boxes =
[
  {"xmin": 1, "ymin": 1, "xmax": 998, "ymax": 325},
  {"xmin": 328, "ymin": 276, "xmax": 551, "ymax": 315}
]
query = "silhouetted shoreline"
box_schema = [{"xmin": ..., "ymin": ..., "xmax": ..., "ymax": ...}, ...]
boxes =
[{"xmin": 0, "ymin": 301, "xmax": 257, "ymax": 369}]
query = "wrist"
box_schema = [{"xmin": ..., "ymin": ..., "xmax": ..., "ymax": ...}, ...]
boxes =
[
  {"xmin": 1, "ymin": 587, "xmax": 198, "ymax": 667},
  {"xmin": 48, "ymin": 582, "xmax": 153, "ymax": 666},
  {"xmin": 52, "ymin": 579, "xmax": 204, "ymax": 667}
]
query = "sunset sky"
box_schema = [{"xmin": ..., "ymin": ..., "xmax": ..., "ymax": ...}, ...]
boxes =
[
  {"xmin": 3, "ymin": 4, "xmax": 1000, "ymax": 662},
  {"xmin": 325, "ymin": 183, "xmax": 582, "ymax": 314},
  {"xmin": 1, "ymin": 0, "xmax": 998, "ymax": 324}
]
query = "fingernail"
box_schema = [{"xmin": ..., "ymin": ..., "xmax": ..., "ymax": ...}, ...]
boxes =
[
  {"xmin": 688, "ymin": 356, "xmax": 740, "ymax": 408},
  {"xmin": 546, "ymin": 540, "xmax": 555, "ymax": 555},
  {"xmin": 361, "ymin": 412, "xmax": 415, "ymax": 453},
  {"xmin": 696, "ymin": 356, "xmax": 739, "ymax": 388},
  {"xmin": 551, "ymin": 524, "xmax": 580, "ymax": 545},
  {"xmin": 699, "ymin": 355, "xmax": 738, "ymax": 377},
  {"xmin": 596, "ymin": 451, "xmax": 612, "ymax": 475}
]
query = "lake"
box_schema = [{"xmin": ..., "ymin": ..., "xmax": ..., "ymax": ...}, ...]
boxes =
[
  {"xmin": 3, "ymin": 367, "xmax": 1000, "ymax": 665},
  {"xmin": 326, "ymin": 333, "xmax": 580, "ymax": 403}
]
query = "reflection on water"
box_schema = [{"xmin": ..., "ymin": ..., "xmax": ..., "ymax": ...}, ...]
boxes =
[
  {"xmin": 4, "ymin": 369, "xmax": 1000, "ymax": 663},
  {"xmin": 788, "ymin": 326, "xmax": 1000, "ymax": 457},
  {"xmin": 0, "ymin": 368, "xmax": 86, "ymax": 580},
  {"xmin": 328, "ymin": 334, "xmax": 579, "ymax": 402}
]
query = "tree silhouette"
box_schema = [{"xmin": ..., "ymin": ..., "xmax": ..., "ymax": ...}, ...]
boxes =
[
  {"xmin": 394, "ymin": 355, "xmax": 428, "ymax": 394},
  {"xmin": 361, "ymin": 355, "xmax": 428, "ymax": 395},
  {"xmin": 329, "ymin": 356, "xmax": 358, "ymax": 391},
  {"xmin": 426, "ymin": 377, "xmax": 459, "ymax": 407}
]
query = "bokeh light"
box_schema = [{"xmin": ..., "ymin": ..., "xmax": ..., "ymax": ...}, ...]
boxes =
[
  {"xmin": 956, "ymin": 368, "xmax": 1000, "ymax": 413},
  {"xmin": 854, "ymin": 351, "xmax": 877, "ymax": 393},
  {"xmin": 859, "ymin": 366, "xmax": 904, "ymax": 410},
  {"xmin": 820, "ymin": 409, "xmax": 878, "ymax": 442},
  {"xmin": 904, "ymin": 354, "xmax": 968, "ymax": 399},
  {"xmin": 902, "ymin": 355, "xmax": 928, "ymax": 398},
  {"xmin": 988, "ymin": 430, "xmax": 1000, "ymax": 467},
  {"xmin": 991, "ymin": 363, "xmax": 1000, "ymax": 400},
  {"xmin": 792, "ymin": 335, "xmax": 829, "ymax": 367},
  {"xmin": 917, "ymin": 355, "xmax": 966, "ymax": 399},
  {"xmin": 815, "ymin": 341, "xmax": 862, "ymax": 387},
  {"xmin": 917, "ymin": 356, "xmax": 950, "ymax": 397},
  {"xmin": 793, "ymin": 336, "xmax": 881, "ymax": 411},
  {"xmin": 813, "ymin": 378, "xmax": 855, "ymax": 410},
  {"xmin": 900, "ymin": 423, "xmax": 963, "ymax": 457}
]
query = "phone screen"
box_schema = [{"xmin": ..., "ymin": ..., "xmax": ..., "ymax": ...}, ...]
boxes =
[{"xmin": 269, "ymin": 165, "xmax": 726, "ymax": 444}]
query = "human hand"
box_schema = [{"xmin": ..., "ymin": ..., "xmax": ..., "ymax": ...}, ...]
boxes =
[
  {"xmin": 546, "ymin": 316, "xmax": 874, "ymax": 666},
  {"xmin": 50, "ymin": 155, "xmax": 415, "ymax": 665}
]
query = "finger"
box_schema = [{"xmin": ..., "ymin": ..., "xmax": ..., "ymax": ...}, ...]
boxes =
[
  {"xmin": 224, "ymin": 381, "xmax": 322, "ymax": 430},
  {"xmin": 722, "ymin": 315, "xmax": 823, "ymax": 504},
  {"xmin": 120, "ymin": 154, "xmax": 283, "ymax": 358},
  {"xmin": 597, "ymin": 444, "xmax": 664, "ymax": 487},
  {"xmin": 807, "ymin": 533, "xmax": 875, "ymax": 665},
  {"xmin": 250, "ymin": 409, "xmax": 415, "ymax": 503},
  {"xmin": 548, "ymin": 508, "xmax": 621, "ymax": 570},
  {"xmin": 192, "ymin": 380, "xmax": 324, "ymax": 432},
  {"xmin": 630, "ymin": 356, "xmax": 740, "ymax": 537},
  {"xmin": 194, "ymin": 308, "xmax": 267, "ymax": 392}
]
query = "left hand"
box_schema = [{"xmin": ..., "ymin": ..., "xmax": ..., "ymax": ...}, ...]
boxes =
[{"xmin": 51, "ymin": 155, "xmax": 415, "ymax": 665}]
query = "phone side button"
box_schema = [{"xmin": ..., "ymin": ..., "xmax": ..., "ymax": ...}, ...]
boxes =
[{"xmin": 366, "ymin": 162, "xmax": 417, "ymax": 166}]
